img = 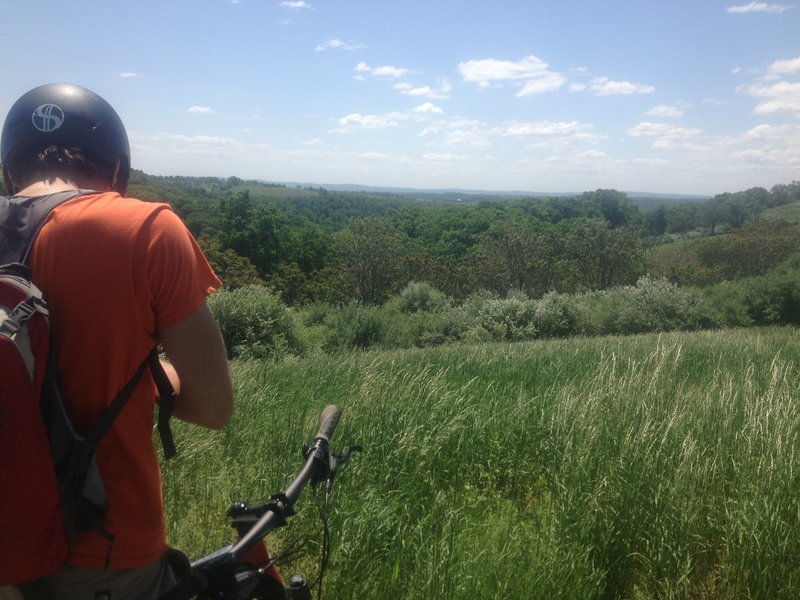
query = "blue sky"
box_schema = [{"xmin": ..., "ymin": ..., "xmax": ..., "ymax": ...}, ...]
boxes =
[{"xmin": 1, "ymin": 1, "xmax": 798, "ymax": 196}]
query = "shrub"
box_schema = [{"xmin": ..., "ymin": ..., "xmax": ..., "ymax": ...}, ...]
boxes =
[
  {"xmin": 533, "ymin": 291, "xmax": 591, "ymax": 338},
  {"xmin": 699, "ymin": 282, "xmax": 753, "ymax": 328},
  {"xmin": 208, "ymin": 285, "xmax": 304, "ymax": 359},
  {"xmin": 393, "ymin": 281, "xmax": 450, "ymax": 314},
  {"xmin": 610, "ymin": 276, "xmax": 704, "ymax": 335},
  {"xmin": 468, "ymin": 291, "xmax": 538, "ymax": 342},
  {"xmin": 322, "ymin": 303, "xmax": 389, "ymax": 352}
]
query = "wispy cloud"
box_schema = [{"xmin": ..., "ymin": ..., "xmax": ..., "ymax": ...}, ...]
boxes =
[
  {"xmin": 118, "ymin": 72, "xmax": 142, "ymax": 78},
  {"xmin": 315, "ymin": 38, "xmax": 364, "ymax": 51},
  {"xmin": 281, "ymin": 1, "xmax": 312, "ymax": 9},
  {"xmin": 503, "ymin": 120, "xmax": 600, "ymax": 146},
  {"xmin": 645, "ymin": 103, "xmax": 688, "ymax": 118},
  {"xmin": 591, "ymin": 77, "xmax": 655, "ymax": 96},
  {"xmin": 726, "ymin": 2, "xmax": 794, "ymax": 13},
  {"xmin": 739, "ymin": 56, "xmax": 800, "ymax": 114},
  {"xmin": 458, "ymin": 55, "xmax": 565, "ymax": 96},
  {"xmin": 766, "ymin": 56, "xmax": 800, "ymax": 79},
  {"xmin": 742, "ymin": 81, "xmax": 800, "ymax": 114},
  {"xmin": 393, "ymin": 81, "xmax": 452, "ymax": 100},
  {"xmin": 413, "ymin": 102, "xmax": 444, "ymax": 114},
  {"xmin": 355, "ymin": 62, "xmax": 408, "ymax": 78},
  {"xmin": 628, "ymin": 122, "xmax": 703, "ymax": 139},
  {"xmin": 333, "ymin": 111, "xmax": 412, "ymax": 131},
  {"xmin": 187, "ymin": 106, "xmax": 215, "ymax": 114}
]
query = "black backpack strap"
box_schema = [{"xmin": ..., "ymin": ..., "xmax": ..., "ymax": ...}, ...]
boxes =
[
  {"xmin": 84, "ymin": 347, "xmax": 178, "ymax": 459},
  {"xmin": 150, "ymin": 350, "xmax": 178, "ymax": 459},
  {"xmin": 0, "ymin": 190, "xmax": 90, "ymax": 264}
]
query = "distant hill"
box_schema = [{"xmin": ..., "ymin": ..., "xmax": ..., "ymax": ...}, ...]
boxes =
[{"xmin": 274, "ymin": 181, "xmax": 710, "ymax": 205}]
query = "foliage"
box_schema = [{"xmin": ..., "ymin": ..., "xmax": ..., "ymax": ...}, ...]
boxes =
[
  {"xmin": 164, "ymin": 327, "xmax": 800, "ymax": 599},
  {"xmin": 207, "ymin": 285, "xmax": 303, "ymax": 359},
  {"xmin": 391, "ymin": 281, "xmax": 450, "ymax": 314},
  {"xmin": 198, "ymin": 236, "xmax": 263, "ymax": 290},
  {"xmin": 605, "ymin": 276, "xmax": 705, "ymax": 335},
  {"xmin": 321, "ymin": 302, "xmax": 390, "ymax": 352},
  {"xmin": 533, "ymin": 291, "xmax": 591, "ymax": 337},
  {"xmin": 124, "ymin": 171, "xmax": 800, "ymax": 306}
]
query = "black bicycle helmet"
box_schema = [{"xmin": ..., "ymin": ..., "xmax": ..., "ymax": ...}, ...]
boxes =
[{"xmin": 1, "ymin": 83, "xmax": 130, "ymax": 194}]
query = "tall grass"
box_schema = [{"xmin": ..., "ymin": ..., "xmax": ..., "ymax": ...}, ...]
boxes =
[{"xmin": 161, "ymin": 326, "xmax": 800, "ymax": 599}]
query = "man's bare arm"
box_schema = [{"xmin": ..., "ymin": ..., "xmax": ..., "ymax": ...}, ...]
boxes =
[{"xmin": 159, "ymin": 301, "xmax": 233, "ymax": 429}]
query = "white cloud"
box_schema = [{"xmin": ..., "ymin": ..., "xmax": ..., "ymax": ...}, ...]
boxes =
[
  {"xmin": 422, "ymin": 153, "xmax": 471, "ymax": 162},
  {"xmin": 578, "ymin": 150, "xmax": 608, "ymax": 159},
  {"xmin": 281, "ymin": 1, "xmax": 312, "ymax": 9},
  {"xmin": 645, "ymin": 104, "xmax": 686, "ymax": 118},
  {"xmin": 591, "ymin": 77, "xmax": 655, "ymax": 96},
  {"xmin": 458, "ymin": 55, "xmax": 565, "ymax": 95},
  {"xmin": 394, "ymin": 81, "xmax": 452, "ymax": 99},
  {"xmin": 187, "ymin": 106, "xmax": 215, "ymax": 114},
  {"xmin": 516, "ymin": 72, "xmax": 567, "ymax": 97},
  {"xmin": 459, "ymin": 55, "xmax": 549, "ymax": 83},
  {"xmin": 440, "ymin": 129, "xmax": 491, "ymax": 147},
  {"xmin": 502, "ymin": 120, "xmax": 602, "ymax": 148},
  {"xmin": 360, "ymin": 152, "xmax": 393, "ymax": 161},
  {"xmin": 726, "ymin": 2, "xmax": 793, "ymax": 13},
  {"xmin": 118, "ymin": 72, "xmax": 141, "ymax": 78},
  {"xmin": 334, "ymin": 111, "xmax": 411, "ymax": 131},
  {"xmin": 315, "ymin": 38, "xmax": 364, "ymax": 51},
  {"xmin": 413, "ymin": 102, "xmax": 444, "ymax": 114},
  {"xmin": 766, "ymin": 56, "xmax": 800, "ymax": 78},
  {"xmin": 742, "ymin": 80, "xmax": 800, "ymax": 114},
  {"xmin": 355, "ymin": 63, "xmax": 409, "ymax": 78},
  {"xmin": 569, "ymin": 83, "xmax": 587, "ymax": 93},
  {"xmin": 628, "ymin": 122, "xmax": 702, "ymax": 138}
]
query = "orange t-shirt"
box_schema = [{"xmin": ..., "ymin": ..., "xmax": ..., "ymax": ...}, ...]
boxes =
[{"xmin": 28, "ymin": 191, "xmax": 221, "ymax": 569}]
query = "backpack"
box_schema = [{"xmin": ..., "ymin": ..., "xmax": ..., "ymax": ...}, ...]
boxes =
[{"xmin": 0, "ymin": 190, "xmax": 177, "ymax": 585}]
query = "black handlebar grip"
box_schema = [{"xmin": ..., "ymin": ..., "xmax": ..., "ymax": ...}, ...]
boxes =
[{"xmin": 315, "ymin": 404, "xmax": 342, "ymax": 442}]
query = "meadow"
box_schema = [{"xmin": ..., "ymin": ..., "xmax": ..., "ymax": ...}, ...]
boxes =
[{"xmin": 161, "ymin": 326, "xmax": 800, "ymax": 599}]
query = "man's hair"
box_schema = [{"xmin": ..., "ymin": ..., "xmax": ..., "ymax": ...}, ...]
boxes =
[{"xmin": 4, "ymin": 144, "xmax": 118, "ymax": 191}]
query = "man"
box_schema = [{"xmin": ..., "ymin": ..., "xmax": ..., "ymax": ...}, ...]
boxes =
[{"xmin": 0, "ymin": 83, "xmax": 233, "ymax": 599}]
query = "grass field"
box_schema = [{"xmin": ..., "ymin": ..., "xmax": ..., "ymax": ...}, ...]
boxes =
[{"xmin": 161, "ymin": 326, "xmax": 800, "ymax": 599}]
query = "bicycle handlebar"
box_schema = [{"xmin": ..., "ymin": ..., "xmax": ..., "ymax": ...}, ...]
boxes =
[
  {"xmin": 159, "ymin": 405, "xmax": 344, "ymax": 600},
  {"xmin": 314, "ymin": 404, "xmax": 341, "ymax": 443}
]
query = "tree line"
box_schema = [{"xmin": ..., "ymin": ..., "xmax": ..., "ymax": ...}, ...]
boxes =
[{"xmin": 123, "ymin": 173, "xmax": 800, "ymax": 305}]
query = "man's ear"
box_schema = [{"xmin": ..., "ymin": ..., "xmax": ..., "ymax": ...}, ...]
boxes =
[
  {"xmin": 110, "ymin": 157, "xmax": 128, "ymax": 195},
  {"xmin": 2, "ymin": 164, "xmax": 19, "ymax": 195}
]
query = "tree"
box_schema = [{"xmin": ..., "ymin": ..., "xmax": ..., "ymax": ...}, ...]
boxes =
[
  {"xmin": 469, "ymin": 218, "xmax": 562, "ymax": 296},
  {"xmin": 567, "ymin": 218, "xmax": 644, "ymax": 290},
  {"xmin": 579, "ymin": 189, "xmax": 639, "ymax": 228},
  {"xmin": 216, "ymin": 190, "xmax": 290, "ymax": 277},
  {"xmin": 198, "ymin": 236, "xmax": 263, "ymax": 290},
  {"xmin": 331, "ymin": 218, "xmax": 408, "ymax": 304}
]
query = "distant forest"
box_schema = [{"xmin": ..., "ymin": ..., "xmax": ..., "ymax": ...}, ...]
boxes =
[
  {"xmin": 5, "ymin": 172, "xmax": 798, "ymax": 306},
  {"xmin": 122, "ymin": 172, "xmax": 800, "ymax": 306}
]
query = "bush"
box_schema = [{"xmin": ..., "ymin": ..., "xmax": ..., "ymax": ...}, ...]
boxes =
[
  {"xmin": 609, "ymin": 276, "xmax": 705, "ymax": 335},
  {"xmin": 322, "ymin": 303, "xmax": 389, "ymax": 352},
  {"xmin": 699, "ymin": 282, "xmax": 753, "ymax": 328},
  {"xmin": 533, "ymin": 291, "xmax": 591, "ymax": 338},
  {"xmin": 467, "ymin": 291, "xmax": 538, "ymax": 342},
  {"xmin": 393, "ymin": 281, "xmax": 450, "ymax": 314},
  {"xmin": 208, "ymin": 285, "xmax": 304, "ymax": 359}
]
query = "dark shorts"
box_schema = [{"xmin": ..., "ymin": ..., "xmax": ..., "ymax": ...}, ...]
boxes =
[{"xmin": 9, "ymin": 550, "xmax": 190, "ymax": 600}]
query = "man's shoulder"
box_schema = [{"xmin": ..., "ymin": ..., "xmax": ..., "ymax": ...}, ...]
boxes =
[{"xmin": 63, "ymin": 191, "xmax": 174, "ymax": 223}]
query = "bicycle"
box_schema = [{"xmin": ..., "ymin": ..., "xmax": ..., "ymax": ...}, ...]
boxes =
[{"xmin": 158, "ymin": 405, "xmax": 359, "ymax": 600}]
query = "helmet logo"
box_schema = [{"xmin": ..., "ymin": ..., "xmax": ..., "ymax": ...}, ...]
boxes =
[{"xmin": 31, "ymin": 104, "xmax": 65, "ymax": 133}]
